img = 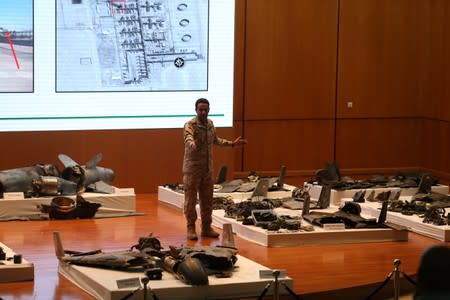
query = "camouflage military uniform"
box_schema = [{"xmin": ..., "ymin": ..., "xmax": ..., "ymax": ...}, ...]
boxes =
[{"xmin": 183, "ymin": 117, "xmax": 233, "ymax": 230}]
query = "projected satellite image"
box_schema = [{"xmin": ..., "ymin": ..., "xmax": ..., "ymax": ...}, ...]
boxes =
[
  {"xmin": 0, "ymin": 0, "xmax": 33, "ymax": 93},
  {"xmin": 56, "ymin": 0, "xmax": 208, "ymax": 92}
]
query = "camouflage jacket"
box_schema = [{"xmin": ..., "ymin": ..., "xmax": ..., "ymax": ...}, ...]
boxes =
[{"xmin": 183, "ymin": 117, "xmax": 232, "ymax": 174}]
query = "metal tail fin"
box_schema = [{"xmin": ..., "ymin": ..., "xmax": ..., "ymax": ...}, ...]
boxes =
[
  {"xmin": 53, "ymin": 231, "xmax": 65, "ymax": 259},
  {"xmin": 317, "ymin": 185, "xmax": 331, "ymax": 209},
  {"xmin": 215, "ymin": 165, "xmax": 228, "ymax": 184},
  {"xmin": 250, "ymin": 178, "xmax": 269, "ymax": 199},
  {"xmin": 278, "ymin": 165, "xmax": 287, "ymax": 188},
  {"xmin": 417, "ymin": 173, "xmax": 433, "ymax": 194},
  {"xmin": 377, "ymin": 200, "xmax": 388, "ymax": 225},
  {"xmin": 85, "ymin": 153, "xmax": 103, "ymax": 169}
]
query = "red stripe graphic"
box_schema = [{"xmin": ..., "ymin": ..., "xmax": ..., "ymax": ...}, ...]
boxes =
[{"xmin": 6, "ymin": 32, "xmax": 20, "ymax": 70}]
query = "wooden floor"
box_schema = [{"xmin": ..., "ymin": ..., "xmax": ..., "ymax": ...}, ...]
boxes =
[{"xmin": 0, "ymin": 194, "xmax": 448, "ymax": 300}]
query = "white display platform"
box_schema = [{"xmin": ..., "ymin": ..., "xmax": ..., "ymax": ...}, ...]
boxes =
[
  {"xmin": 306, "ymin": 183, "xmax": 449, "ymax": 206},
  {"xmin": 157, "ymin": 185, "xmax": 296, "ymax": 210},
  {"xmin": 350, "ymin": 198, "xmax": 450, "ymax": 242},
  {"xmin": 0, "ymin": 188, "xmax": 136, "ymax": 220},
  {"xmin": 212, "ymin": 206, "xmax": 408, "ymax": 247},
  {"xmin": 58, "ymin": 254, "xmax": 294, "ymax": 300},
  {"xmin": 0, "ymin": 242, "xmax": 34, "ymax": 283}
]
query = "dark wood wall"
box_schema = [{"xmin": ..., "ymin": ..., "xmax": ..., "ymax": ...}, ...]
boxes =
[{"xmin": 1, "ymin": 0, "xmax": 449, "ymax": 192}]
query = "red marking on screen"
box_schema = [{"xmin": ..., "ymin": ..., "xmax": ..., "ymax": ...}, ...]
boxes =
[
  {"xmin": 112, "ymin": 0, "xmax": 127, "ymax": 14},
  {"xmin": 6, "ymin": 32, "xmax": 20, "ymax": 69}
]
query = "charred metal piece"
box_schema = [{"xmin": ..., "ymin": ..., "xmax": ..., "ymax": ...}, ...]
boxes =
[
  {"xmin": 131, "ymin": 234, "xmax": 163, "ymax": 257},
  {"xmin": 315, "ymin": 162, "xmax": 341, "ymax": 185},
  {"xmin": 56, "ymin": 234, "xmax": 236, "ymax": 286},
  {"xmin": 145, "ymin": 267, "xmax": 163, "ymax": 280},
  {"xmin": 163, "ymin": 183, "xmax": 184, "ymax": 193},
  {"xmin": 224, "ymin": 199, "xmax": 271, "ymax": 221},
  {"xmin": 413, "ymin": 192, "xmax": 450, "ymax": 209},
  {"xmin": 38, "ymin": 195, "xmax": 101, "ymax": 219},
  {"xmin": 389, "ymin": 190, "xmax": 401, "ymax": 201},
  {"xmin": 163, "ymin": 255, "xmax": 208, "ymax": 285},
  {"xmin": 215, "ymin": 165, "xmax": 228, "ymax": 184},
  {"xmin": 310, "ymin": 168, "xmax": 440, "ymax": 191},
  {"xmin": 303, "ymin": 201, "xmax": 385, "ymax": 229},
  {"xmin": 301, "ymin": 190, "xmax": 311, "ymax": 216},
  {"xmin": 278, "ymin": 215, "xmax": 301, "ymax": 231},
  {"xmin": 62, "ymin": 250, "xmax": 152, "ymax": 270},
  {"xmin": 352, "ymin": 190, "xmax": 366, "ymax": 203},
  {"xmin": 366, "ymin": 190, "xmax": 376, "ymax": 202},
  {"xmin": 33, "ymin": 176, "xmax": 77, "ymax": 196},
  {"xmin": 282, "ymin": 184, "xmax": 330, "ymax": 211},
  {"xmin": 376, "ymin": 190, "xmax": 391, "ymax": 202},
  {"xmin": 417, "ymin": 174, "xmax": 433, "ymax": 194},
  {"xmin": 267, "ymin": 222, "xmax": 281, "ymax": 231},
  {"xmin": 369, "ymin": 175, "xmax": 389, "ymax": 186},
  {"xmin": 377, "ymin": 200, "xmax": 388, "ymax": 225},
  {"xmin": 252, "ymin": 210, "xmax": 278, "ymax": 227},
  {"xmin": 177, "ymin": 246, "xmax": 238, "ymax": 276},
  {"xmin": 212, "ymin": 195, "xmax": 235, "ymax": 210},
  {"xmin": 422, "ymin": 207, "xmax": 447, "ymax": 226},
  {"xmin": 267, "ymin": 165, "xmax": 288, "ymax": 192},
  {"xmin": 217, "ymin": 179, "xmax": 244, "ymax": 193},
  {"xmin": 317, "ymin": 184, "xmax": 331, "ymax": 208}
]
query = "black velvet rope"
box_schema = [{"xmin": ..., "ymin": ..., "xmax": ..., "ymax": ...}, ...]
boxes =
[{"xmin": 363, "ymin": 272, "xmax": 393, "ymax": 300}]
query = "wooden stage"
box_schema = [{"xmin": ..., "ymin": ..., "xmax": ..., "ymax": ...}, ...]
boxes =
[{"xmin": 0, "ymin": 193, "xmax": 448, "ymax": 300}]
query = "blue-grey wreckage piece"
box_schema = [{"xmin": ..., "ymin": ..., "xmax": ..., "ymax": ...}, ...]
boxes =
[
  {"xmin": 0, "ymin": 153, "xmax": 115, "ymax": 198},
  {"xmin": 58, "ymin": 153, "xmax": 115, "ymax": 194}
]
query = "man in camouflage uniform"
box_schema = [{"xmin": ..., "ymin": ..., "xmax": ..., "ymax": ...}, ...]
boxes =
[{"xmin": 183, "ymin": 98, "xmax": 247, "ymax": 240}]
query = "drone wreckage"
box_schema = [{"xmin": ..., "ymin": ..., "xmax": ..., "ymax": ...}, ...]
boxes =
[
  {"xmin": 0, "ymin": 153, "xmax": 115, "ymax": 198},
  {"xmin": 53, "ymin": 232, "xmax": 238, "ymax": 287}
]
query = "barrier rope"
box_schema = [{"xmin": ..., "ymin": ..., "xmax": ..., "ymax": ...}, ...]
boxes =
[{"xmin": 364, "ymin": 259, "xmax": 416, "ymax": 300}]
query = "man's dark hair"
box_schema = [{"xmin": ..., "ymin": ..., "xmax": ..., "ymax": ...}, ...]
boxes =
[{"xmin": 195, "ymin": 98, "xmax": 209, "ymax": 109}]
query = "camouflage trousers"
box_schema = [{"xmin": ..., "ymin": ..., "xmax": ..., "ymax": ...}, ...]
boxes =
[{"xmin": 183, "ymin": 171, "xmax": 214, "ymax": 227}]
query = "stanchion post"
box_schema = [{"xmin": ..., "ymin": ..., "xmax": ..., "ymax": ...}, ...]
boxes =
[
  {"xmin": 273, "ymin": 270, "xmax": 280, "ymax": 300},
  {"xmin": 141, "ymin": 277, "xmax": 149, "ymax": 300},
  {"xmin": 393, "ymin": 259, "xmax": 401, "ymax": 300}
]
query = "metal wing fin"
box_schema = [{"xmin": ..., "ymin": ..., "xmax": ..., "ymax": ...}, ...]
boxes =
[
  {"xmin": 86, "ymin": 153, "xmax": 103, "ymax": 169},
  {"xmin": 87, "ymin": 181, "xmax": 115, "ymax": 194},
  {"xmin": 58, "ymin": 154, "xmax": 79, "ymax": 168}
]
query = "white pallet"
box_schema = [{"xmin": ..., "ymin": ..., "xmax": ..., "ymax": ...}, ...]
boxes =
[
  {"xmin": 353, "ymin": 198, "xmax": 450, "ymax": 242},
  {"xmin": 0, "ymin": 188, "xmax": 136, "ymax": 220},
  {"xmin": 306, "ymin": 183, "xmax": 449, "ymax": 206},
  {"xmin": 58, "ymin": 254, "xmax": 293, "ymax": 300},
  {"xmin": 212, "ymin": 206, "xmax": 408, "ymax": 247},
  {"xmin": 0, "ymin": 242, "xmax": 34, "ymax": 283},
  {"xmin": 158, "ymin": 185, "xmax": 296, "ymax": 210}
]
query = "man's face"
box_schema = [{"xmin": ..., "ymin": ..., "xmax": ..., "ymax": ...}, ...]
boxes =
[{"xmin": 196, "ymin": 103, "xmax": 209, "ymax": 123}]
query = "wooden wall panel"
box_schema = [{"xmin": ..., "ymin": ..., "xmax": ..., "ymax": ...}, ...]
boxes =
[
  {"xmin": 242, "ymin": 120, "xmax": 334, "ymax": 171},
  {"xmin": 233, "ymin": 0, "xmax": 246, "ymax": 122},
  {"xmin": 338, "ymin": 0, "xmax": 419, "ymax": 118},
  {"xmin": 0, "ymin": 126, "xmax": 237, "ymax": 194},
  {"xmin": 244, "ymin": 0, "xmax": 338, "ymax": 120},
  {"xmin": 335, "ymin": 118, "xmax": 423, "ymax": 169},
  {"xmin": 1, "ymin": 0, "xmax": 450, "ymax": 195},
  {"xmin": 416, "ymin": 0, "xmax": 450, "ymax": 121},
  {"xmin": 0, "ymin": 131, "xmax": 87, "ymax": 170},
  {"xmin": 232, "ymin": 120, "xmax": 244, "ymax": 171},
  {"xmin": 415, "ymin": 0, "xmax": 450, "ymax": 181},
  {"xmin": 122, "ymin": 126, "xmax": 238, "ymax": 192},
  {"xmin": 421, "ymin": 119, "xmax": 450, "ymax": 179}
]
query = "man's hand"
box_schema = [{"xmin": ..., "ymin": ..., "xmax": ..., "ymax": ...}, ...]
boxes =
[
  {"xmin": 232, "ymin": 136, "xmax": 247, "ymax": 147},
  {"xmin": 190, "ymin": 141, "xmax": 197, "ymax": 150}
]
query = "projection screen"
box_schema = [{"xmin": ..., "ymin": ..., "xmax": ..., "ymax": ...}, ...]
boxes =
[{"xmin": 0, "ymin": 0, "xmax": 234, "ymax": 131}]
